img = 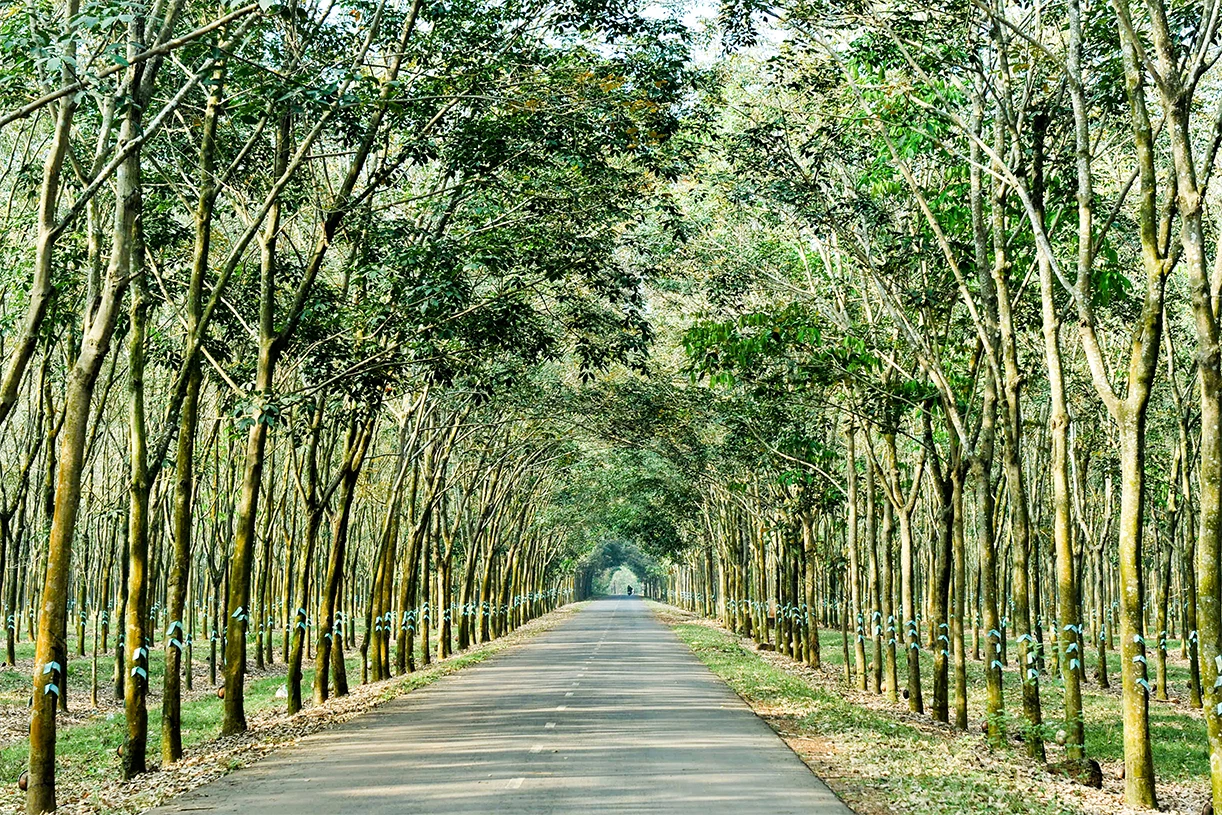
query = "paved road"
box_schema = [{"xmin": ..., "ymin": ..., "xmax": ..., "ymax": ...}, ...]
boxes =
[{"xmin": 148, "ymin": 598, "xmax": 853, "ymax": 814}]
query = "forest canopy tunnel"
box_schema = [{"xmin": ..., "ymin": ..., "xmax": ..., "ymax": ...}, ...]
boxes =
[
  {"xmin": 605, "ymin": 566, "xmax": 640, "ymax": 595},
  {"xmin": 539, "ymin": 409, "xmax": 706, "ymax": 601},
  {"xmin": 574, "ymin": 539, "xmax": 664, "ymax": 599},
  {"xmin": 13, "ymin": 0, "xmax": 1222, "ymax": 810}
]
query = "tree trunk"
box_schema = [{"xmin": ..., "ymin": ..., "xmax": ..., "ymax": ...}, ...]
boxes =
[
  {"xmin": 123, "ymin": 225, "xmax": 152, "ymax": 780},
  {"xmin": 28, "ymin": 50, "xmax": 147, "ymax": 806},
  {"xmin": 1116, "ymin": 414, "xmax": 1157, "ymax": 806}
]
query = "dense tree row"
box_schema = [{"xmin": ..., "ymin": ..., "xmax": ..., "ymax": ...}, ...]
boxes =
[{"xmin": 645, "ymin": 0, "xmax": 1222, "ymax": 811}]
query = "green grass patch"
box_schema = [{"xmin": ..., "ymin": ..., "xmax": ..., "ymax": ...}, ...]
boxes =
[
  {"xmin": 673, "ymin": 622, "xmax": 1094, "ymax": 815},
  {"xmin": 0, "ymin": 654, "xmax": 339, "ymax": 785},
  {"xmin": 798, "ymin": 626, "xmax": 1209, "ymax": 782}
]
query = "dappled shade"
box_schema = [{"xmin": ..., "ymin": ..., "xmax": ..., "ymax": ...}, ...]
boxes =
[{"xmin": 148, "ymin": 601, "xmax": 849, "ymax": 814}]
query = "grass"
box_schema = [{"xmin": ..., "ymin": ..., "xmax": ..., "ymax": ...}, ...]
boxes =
[
  {"xmin": 0, "ymin": 645, "xmax": 345, "ymax": 786},
  {"xmin": 667, "ymin": 616, "xmax": 1209, "ymax": 815},
  {"xmin": 0, "ymin": 626, "xmax": 501, "ymax": 784},
  {"xmin": 800, "ymin": 625, "xmax": 1209, "ymax": 781}
]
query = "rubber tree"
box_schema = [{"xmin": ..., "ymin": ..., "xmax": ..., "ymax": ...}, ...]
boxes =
[
  {"xmin": 222, "ymin": 2, "xmax": 422, "ymax": 730},
  {"xmin": 27, "ymin": 0, "xmax": 188, "ymax": 804}
]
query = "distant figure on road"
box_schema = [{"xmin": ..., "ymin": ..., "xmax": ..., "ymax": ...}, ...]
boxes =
[{"xmin": 627, "ymin": 586, "xmax": 634, "ymax": 596}]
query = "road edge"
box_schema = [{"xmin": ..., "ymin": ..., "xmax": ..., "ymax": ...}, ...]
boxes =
[
  {"xmin": 59, "ymin": 602, "xmax": 588, "ymax": 815},
  {"xmin": 644, "ymin": 599, "xmax": 859, "ymax": 814}
]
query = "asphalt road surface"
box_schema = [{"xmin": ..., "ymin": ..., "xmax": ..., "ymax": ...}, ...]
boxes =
[{"xmin": 147, "ymin": 598, "xmax": 853, "ymax": 814}]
